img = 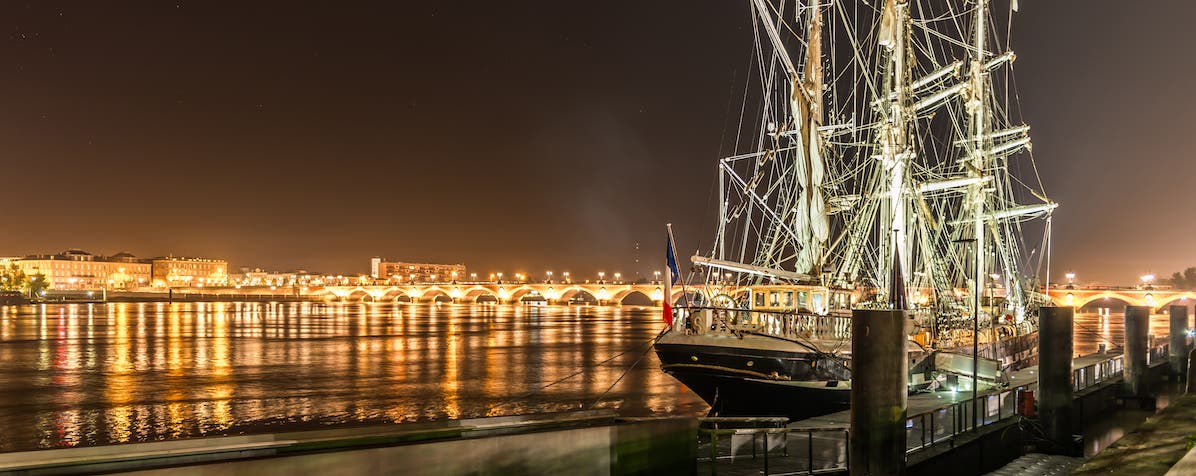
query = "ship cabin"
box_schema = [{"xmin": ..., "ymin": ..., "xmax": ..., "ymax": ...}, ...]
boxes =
[{"xmin": 746, "ymin": 284, "xmax": 853, "ymax": 316}]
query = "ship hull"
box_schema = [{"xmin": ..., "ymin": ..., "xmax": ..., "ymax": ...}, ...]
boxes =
[{"xmin": 656, "ymin": 330, "xmax": 1037, "ymax": 420}]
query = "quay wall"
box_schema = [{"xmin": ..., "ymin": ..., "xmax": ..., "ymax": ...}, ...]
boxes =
[{"xmin": 0, "ymin": 414, "xmax": 696, "ymax": 476}]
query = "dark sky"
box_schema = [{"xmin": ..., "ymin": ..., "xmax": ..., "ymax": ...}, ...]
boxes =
[{"xmin": 0, "ymin": 1, "xmax": 1192, "ymax": 284}]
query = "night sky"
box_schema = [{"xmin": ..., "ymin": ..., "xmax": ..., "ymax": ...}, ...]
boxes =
[{"xmin": 0, "ymin": 1, "xmax": 1192, "ymax": 283}]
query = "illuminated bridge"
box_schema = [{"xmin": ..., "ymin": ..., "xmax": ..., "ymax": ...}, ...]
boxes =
[
  {"xmin": 1046, "ymin": 287, "xmax": 1195, "ymax": 312},
  {"xmin": 303, "ymin": 283, "xmax": 709, "ymax": 305}
]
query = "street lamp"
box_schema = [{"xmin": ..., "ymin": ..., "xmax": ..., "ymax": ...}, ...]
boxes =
[
  {"xmin": 1065, "ymin": 272, "xmax": 1076, "ymax": 289},
  {"xmin": 654, "ymin": 270, "xmax": 660, "ymax": 284},
  {"xmin": 614, "ymin": 272, "xmax": 621, "ymax": 283},
  {"xmin": 1141, "ymin": 274, "xmax": 1155, "ymax": 290},
  {"xmin": 497, "ymin": 272, "xmax": 504, "ymax": 284},
  {"xmin": 546, "ymin": 271, "xmax": 553, "ymax": 284},
  {"xmin": 563, "ymin": 271, "xmax": 570, "ymax": 283},
  {"xmin": 598, "ymin": 272, "xmax": 605, "ymax": 283}
]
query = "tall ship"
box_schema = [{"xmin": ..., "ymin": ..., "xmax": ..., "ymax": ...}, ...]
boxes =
[{"xmin": 654, "ymin": 0, "xmax": 1056, "ymax": 419}]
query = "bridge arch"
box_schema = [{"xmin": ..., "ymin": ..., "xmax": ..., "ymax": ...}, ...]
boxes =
[
  {"xmin": 1065, "ymin": 292, "xmax": 1141, "ymax": 310},
  {"xmin": 506, "ymin": 287, "xmax": 542, "ymax": 303},
  {"xmin": 421, "ymin": 288, "xmax": 453, "ymax": 303},
  {"xmin": 462, "ymin": 287, "xmax": 500, "ymax": 303},
  {"xmin": 346, "ymin": 289, "xmax": 372, "ymax": 302},
  {"xmin": 380, "ymin": 288, "xmax": 413, "ymax": 302},
  {"xmin": 670, "ymin": 289, "xmax": 706, "ymax": 307},
  {"xmin": 1155, "ymin": 295, "xmax": 1195, "ymax": 312},
  {"xmin": 557, "ymin": 287, "xmax": 599, "ymax": 304},
  {"xmin": 611, "ymin": 289, "xmax": 655, "ymax": 305}
]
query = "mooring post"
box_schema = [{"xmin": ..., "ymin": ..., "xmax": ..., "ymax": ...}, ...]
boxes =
[
  {"xmin": 1038, "ymin": 306, "xmax": 1074, "ymax": 448},
  {"xmin": 1124, "ymin": 305, "xmax": 1151, "ymax": 402},
  {"xmin": 849, "ymin": 309, "xmax": 908, "ymax": 476},
  {"xmin": 1172, "ymin": 305, "xmax": 1190, "ymax": 380}
]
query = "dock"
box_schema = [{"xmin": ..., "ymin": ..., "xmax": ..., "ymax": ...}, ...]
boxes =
[{"xmin": 694, "ymin": 345, "xmax": 1163, "ymax": 476}]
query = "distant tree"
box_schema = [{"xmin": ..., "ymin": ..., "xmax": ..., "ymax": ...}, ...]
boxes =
[
  {"xmin": 27, "ymin": 274, "xmax": 49, "ymax": 297},
  {"xmin": 1169, "ymin": 267, "xmax": 1196, "ymax": 290},
  {"xmin": 0, "ymin": 264, "xmax": 28, "ymax": 292}
]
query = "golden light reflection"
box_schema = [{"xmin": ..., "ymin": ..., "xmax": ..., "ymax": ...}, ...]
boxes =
[{"xmin": 0, "ymin": 300, "xmax": 722, "ymax": 451}]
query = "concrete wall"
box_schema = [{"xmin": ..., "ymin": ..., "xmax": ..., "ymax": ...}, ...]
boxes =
[{"xmin": 117, "ymin": 418, "xmax": 695, "ymax": 476}]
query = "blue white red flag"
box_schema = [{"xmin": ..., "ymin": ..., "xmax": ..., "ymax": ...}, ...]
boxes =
[{"xmin": 664, "ymin": 224, "xmax": 681, "ymax": 325}]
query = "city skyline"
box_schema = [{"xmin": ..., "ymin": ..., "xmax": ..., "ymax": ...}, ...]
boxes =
[{"xmin": 0, "ymin": 1, "xmax": 1192, "ymax": 283}]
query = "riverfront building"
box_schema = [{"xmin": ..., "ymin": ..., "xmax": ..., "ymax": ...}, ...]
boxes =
[
  {"xmin": 372, "ymin": 258, "xmax": 466, "ymax": 283},
  {"xmin": 10, "ymin": 249, "xmax": 151, "ymax": 290},
  {"xmin": 150, "ymin": 256, "xmax": 229, "ymax": 287}
]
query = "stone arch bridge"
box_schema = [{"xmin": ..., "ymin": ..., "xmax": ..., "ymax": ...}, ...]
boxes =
[
  {"xmin": 1046, "ymin": 287, "xmax": 1195, "ymax": 312},
  {"xmin": 303, "ymin": 283, "xmax": 713, "ymax": 305}
]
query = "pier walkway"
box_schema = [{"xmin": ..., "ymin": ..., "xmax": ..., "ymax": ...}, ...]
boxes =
[{"xmin": 695, "ymin": 345, "xmax": 1165, "ymax": 475}]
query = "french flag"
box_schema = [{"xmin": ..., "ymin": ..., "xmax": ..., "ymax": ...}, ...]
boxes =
[{"xmin": 663, "ymin": 224, "xmax": 682, "ymax": 326}]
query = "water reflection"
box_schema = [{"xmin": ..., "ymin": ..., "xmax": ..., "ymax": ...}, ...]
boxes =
[
  {"xmin": 0, "ymin": 302, "xmax": 705, "ymax": 452},
  {"xmin": 1073, "ymin": 310, "xmax": 1185, "ymax": 356}
]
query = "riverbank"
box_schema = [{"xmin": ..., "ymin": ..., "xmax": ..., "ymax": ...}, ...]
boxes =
[{"xmin": 1076, "ymin": 392, "xmax": 1196, "ymax": 475}]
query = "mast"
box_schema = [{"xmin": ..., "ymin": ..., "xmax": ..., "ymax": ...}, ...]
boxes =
[
  {"xmin": 967, "ymin": 0, "xmax": 989, "ymax": 325},
  {"xmin": 878, "ymin": 0, "xmax": 912, "ymax": 301}
]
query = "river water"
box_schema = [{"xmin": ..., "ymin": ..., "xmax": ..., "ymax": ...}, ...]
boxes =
[
  {"xmin": 0, "ymin": 302, "xmax": 1186, "ymax": 453},
  {"xmin": 0, "ymin": 302, "xmax": 706, "ymax": 452}
]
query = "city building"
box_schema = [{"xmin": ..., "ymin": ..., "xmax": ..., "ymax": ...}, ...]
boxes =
[
  {"xmin": 230, "ymin": 268, "xmax": 322, "ymax": 287},
  {"xmin": 151, "ymin": 256, "xmax": 229, "ymax": 287},
  {"xmin": 375, "ymin": 259, "xmax": 466, "ymax": 284},
  {"xmin": 10, "ymin": 249, "xmax": 151, "ymax": 290}
]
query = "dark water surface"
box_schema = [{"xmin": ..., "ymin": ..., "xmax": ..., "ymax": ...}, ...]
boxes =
[{"xmin": 0, "ymin": 302, "xmax": 707, "ymax": 452}]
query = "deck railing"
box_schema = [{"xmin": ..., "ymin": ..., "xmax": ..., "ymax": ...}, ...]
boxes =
[{"xmin": 677, "ymin": 307, "xmax": 852, "ymax": 343}]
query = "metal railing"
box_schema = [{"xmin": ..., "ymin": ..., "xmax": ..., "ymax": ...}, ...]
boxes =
[
  {"xmin": 678, "ymin": 307, "xmax": 852, "ymax": 342},
  {"xmin": 1073, "ymin": 354, "xmax": 1124, "ymax": 392},
  {"xmin": 694, "ymin": 347, "xmax": 1159, "ymax": 475}
]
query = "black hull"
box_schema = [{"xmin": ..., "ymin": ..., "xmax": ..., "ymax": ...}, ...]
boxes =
[
  {"xmin": 655, "ymin": 332, "xmax": 1037, "ymax": 420},
  {"xmin": 663, "ymin": 367, "xmax": 851, "ymax": 420}
]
